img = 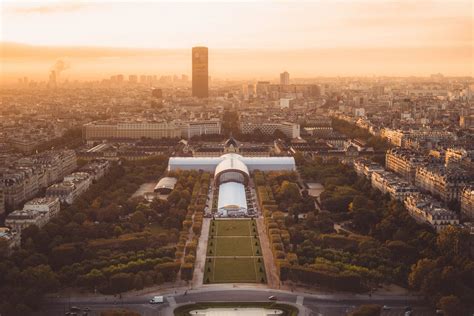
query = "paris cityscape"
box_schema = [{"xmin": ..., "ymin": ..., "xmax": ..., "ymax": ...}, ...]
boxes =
[{"xmin": 0, "ymin": 1, "xmax": 473, "ymax": 316}]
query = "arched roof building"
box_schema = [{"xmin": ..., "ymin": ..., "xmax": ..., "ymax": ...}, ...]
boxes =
[
  {"xmin": 167, "ymin": 153, "xmax": 295, "ymax": 217},
  {"xmin": 214, "ymin": 154, "xmax": 250, "ymax": 185}
]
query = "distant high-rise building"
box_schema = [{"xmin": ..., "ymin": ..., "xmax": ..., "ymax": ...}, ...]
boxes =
[
  {"xmin": 192, "ymin": 46, "xmax": 209, "ymax": 98},
  {"xmin": 48, "ymin": 70, "xmax": 57, "ymax": 88},
  {"xmin": 129, "ymin": 75, "xmax": 138, "ymax": 83},
  {"xmin": 280, "ymin": 71, "xmax": 290, "ymax": 85},
  {"xmin": 152, "ymin": 88, "xmax": 163, "ymax": 98}
]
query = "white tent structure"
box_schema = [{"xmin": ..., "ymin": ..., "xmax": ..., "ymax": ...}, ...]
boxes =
[{"xmin": 168, "ymin": 153, "xmax": 295, "ymax": 217}]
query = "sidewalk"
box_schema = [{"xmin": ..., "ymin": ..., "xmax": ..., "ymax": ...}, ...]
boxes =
[
  {"xmin": 256, "ymin": 217, "xmax": 280, "ymax": 289},
  {"xmin": 192, "ymin": 217, "xmax": 210, "ymax": 288}
]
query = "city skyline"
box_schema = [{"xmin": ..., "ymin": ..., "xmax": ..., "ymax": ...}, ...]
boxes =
[{"xmin": 1, "ymin": 0, "xmax": 473, "ymax": 83}]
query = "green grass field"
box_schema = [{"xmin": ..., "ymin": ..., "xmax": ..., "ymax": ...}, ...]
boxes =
[
  {"xmin": 204, "ymin": 257, "xmax": 266, "ymax": 283},
  {"xmin": 207, "ymin": 236, "xmax": 261, "ymax": 256},
  {"xmin": 205, "ymin": 219, "xmax": 265, "ymax": 283},
  {"xmin": 209, "ymin": 219, "xmax": 258, "ymax": 237}
]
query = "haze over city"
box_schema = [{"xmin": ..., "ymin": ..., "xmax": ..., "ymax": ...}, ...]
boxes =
[{"xmin": 1, "ymin": 0, "xmax": 473, "ymax": 83}]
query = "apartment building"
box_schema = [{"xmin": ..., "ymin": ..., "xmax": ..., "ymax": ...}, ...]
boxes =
[
  {"xmin": 79, "ymin": 159, "xmax": 111, "ymax": 181},
  {"xmin": 415, "ymin": 164, "xmax": 470, "ymax": 202},
  {"xmin": 460, "ymin": 186, "xmax": 474, "ymax": 221},
  {"xmin": 181, "ymin": 120, "xmax": 222, "ymax": 138},
  {"xmin": 405, "ymin": 194, "xmax": 459, "ymax": 232},
  {"xmin": 240, "ymin": 121, "xmax": 300, "ymax": 138},
  {"xmin": 353, "ymin": 158, "xmax": 385, "ymax": 181},
  {"xmin": 371, "ymin": 171, "xmax": 418, "ymax": 201},
  {"xmin": 46, "ymin": 172, "xmax": 92, "ymax": 204},
  {"xmin": 23, "ymin": 197, "xmax": 60, "ymax": 220},
  {"xmin": 0, "ymin": 169, "xmax": 36, "ymax": 210},
  {"xmin": 385, "ymin": 147, "xmax": 426, "ymax": 183},
  {"xmin": 380, "ymin": 128, "xmax": 406, "ymax": 146},
  {"xmin": 0, "ymin": 150, "xmax": 77, "ymax": 210},
  {"xmin": 445, "ymin": 147, "xmax": 473, "ymax": 166},
  {"xmin": 380, "ymin": 128, "xmax": 456, "ymax": 149},
  {"xmin": 5, "ymin": 209, "xmax": 48, "ymax": 233}
]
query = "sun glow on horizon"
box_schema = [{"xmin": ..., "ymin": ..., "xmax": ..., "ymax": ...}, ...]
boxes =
[{"xmin": 0, "ymin": 0, "xmax": 472, "ymax": 81}]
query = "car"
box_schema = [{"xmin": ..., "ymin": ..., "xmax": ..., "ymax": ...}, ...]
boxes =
[
  {"xmin": 70, "ymin": 306, "xmax": 81, "ymax": 312},
  {"xmin": 268, "ymin": 296, "xmax": 277, "ymax": 301},
  {"xmin": 382, "ymin": 305, "xmax": 391, "ymax": 310},
  {"xmin": 149, "ymin": 296, "xmax": 164, "ymax": 304}
]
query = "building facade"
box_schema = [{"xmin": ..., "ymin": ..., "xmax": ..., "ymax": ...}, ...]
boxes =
[
  {"xmin": 371, "ymin": 171, "xmax": 418, "ymax": 201},
  {"xmin": 404, "ymin": 194, "xmax": 459, "ymax": 232},
  {"xmin": 415, "ymin": 165, "xmax": 470, "ymax": 202},
  {"xmin": 280, "ymin": 71, "xmax": 290, "ymax": 85},
  {"xmin": 46, "ymin": 172, "xmax": 92, "ymax": 204},
  {"xmin": 240, "ymin": 122, "xmax": 300, "ymax": 139},
  {"xmin": 386, "ymin": 147, "xmax": 426, "ymax": 183},
  {"xmin": 83, "ymin": 121, "xmax": 182, "ymax": 140},
  {"xmin": 461, "ymin": 186, "xmax": 474, "ymax": 220}
]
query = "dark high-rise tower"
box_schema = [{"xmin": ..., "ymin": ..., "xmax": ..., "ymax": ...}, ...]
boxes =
[{"xmin": 192, "ymin": 46, "xmax": 208, "ymax": 98}]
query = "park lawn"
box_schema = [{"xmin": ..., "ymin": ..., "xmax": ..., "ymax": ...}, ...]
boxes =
[
  {"xmin": 204, "ymin": 257, "xmax": 266, "ymax": 283},
  {"xmin": 210, "ymin": 219, "xmax": 258, "ymax": 237},
  {"xmin": 207, "ymin": 236, "xmax": 261, "ymax": 256}
]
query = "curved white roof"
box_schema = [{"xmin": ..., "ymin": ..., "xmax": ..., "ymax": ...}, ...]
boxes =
[
  {"xmin": 168, "ymin": 157, "xmax": 222, "ymax": 172},
  {"xmin": 155, "ymin": 177, "xmax": 177, "ymax": 190},
  {"xmin": 168, "ymin": 154, "xmax": 296, "ymax": 173},
  {"xmin": 217, "ymin": 182, "xmax": 247, "ymax": 211},
  {"xmin": 214, "ymin": 153, "xmax": 249, "ymax": 178},
  {"xmin": 241, "ymin": 157, "xmax": 296, "ymax": 171}
]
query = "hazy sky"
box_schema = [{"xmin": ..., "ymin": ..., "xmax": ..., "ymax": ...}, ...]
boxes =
[{"xmin": 0, "ymin": 0, "xmax": 472, "ymax": 81}]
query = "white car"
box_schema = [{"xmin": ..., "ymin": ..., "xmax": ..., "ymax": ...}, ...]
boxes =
[{"xmin": 149, "ymin": 296, "xmax": 164, "ymax": 304}]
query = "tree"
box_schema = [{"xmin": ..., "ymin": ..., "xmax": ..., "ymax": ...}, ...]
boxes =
[
  {"xmin": 0, "ymin": 239, "xmax": 9, "ymax": 258},
  {"xmin": 109, "ymin": 273, "xmax": 134, "ymax": 293},
  {"xmin": 438, "ymin": 295, "xmax": 463, "ymax": 316},
  {"xmin": 409, "ymin": 258, "xmax": 437, "ymax": 289},
  {"xmin": 22, "ymin": 264, "xmax": 59, "ymax": 293},
  {"xmin": 133, "ymin": 274, "xmax": 144, "ymax": 290},
  {"xmin": 436, "ymin": 226, "xmax": 470, "ymax": 259},
  {"xmin": 130, "ymin": 211, "xmax": 146, "ymax": 227},
  {"xmin": 349, "ymin": 304, "xmax": 381, "ymax": 316},
  {"xmin": 82, "ymin": 269, "xmax": 106, "ymax": 289},
  {"xmin": 113, "ymin": 225, "xmax": 123, "ymax": 237}
]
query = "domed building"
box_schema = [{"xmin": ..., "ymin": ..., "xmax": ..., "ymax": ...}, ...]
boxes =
[{"xmin": 168, "ymin": 151, "xmax": 295, "ymax": 217}]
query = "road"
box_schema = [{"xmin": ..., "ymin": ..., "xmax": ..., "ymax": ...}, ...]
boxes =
[{"xmin": 39, "ymin": 286, "xmax": 436, "ymax": 316}]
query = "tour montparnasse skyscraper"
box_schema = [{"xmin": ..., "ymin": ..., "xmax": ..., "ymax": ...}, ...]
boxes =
[{"xmin": 192, "ymin": 46, "xmax": 209, "ymax": 98}]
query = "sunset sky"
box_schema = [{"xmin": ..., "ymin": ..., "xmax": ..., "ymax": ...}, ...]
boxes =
[{"xmin": 1, "ymin": 0, "xmax": 472, "ymax": 82}]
